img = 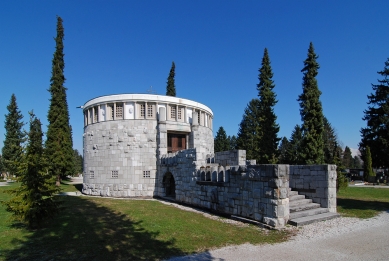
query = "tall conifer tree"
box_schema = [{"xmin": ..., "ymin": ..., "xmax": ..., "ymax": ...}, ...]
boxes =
[
  {"xmin": 342, "ymin": 146, "xmax": 354, "ymax": 168},
  {"xmin": 214, "ymin": 126, "xmax": 229, "ymax": 152},
  {"xmin": 287, "ymin": 125, "xmax": 304, "ymax": 164},
  {"xmin": 166, "ymin": 61, "xmax": 176, "ymax": 96},
  {"xmin": 297, "ymin": 42, "xmax": 324, "ymax": 164},
  {"xmin": 2, "ymin": 94, "xmax": 25, "ymax": 177},
  {"xmin": 363, "ymin": 146, "xmax": 375, "ymax": 181},
  {"xmin": 256, "ymin": 48, "xmax": 280, "ymax": 163},
  {"xmin": 278, "ymin": 137, "xmax": 290, "ymax": 164},
  {"xmin": 360, "ymin": 57, "xmax": 389, "ymax": 168},
  {"xmin": 236, "ymin": 99, "xmax": 261, "ymax": 161},
  {"xmin": 3, "ymin": 113, "xmax": 60, "ymax": 228},
  {"xmin": 323, "ymin": 117, "xmax": 338, "ymax": 164},
  {"xmin": 45, "ymin": 16, "xmax": 74, "ymax": 183}
]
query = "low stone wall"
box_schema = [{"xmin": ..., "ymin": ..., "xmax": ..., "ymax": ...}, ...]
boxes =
[
  {"xmin": 157, "ymin": 149, "xmax": 290, "ymax": 228},
  {"xmin": 289, "ymin": 165, "xmax": 337, "ymax": 212}
]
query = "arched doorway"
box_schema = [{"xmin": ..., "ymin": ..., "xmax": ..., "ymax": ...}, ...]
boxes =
[{"xmin": 163, "ymin": 172, "xmax": 176, "ymax": 198}]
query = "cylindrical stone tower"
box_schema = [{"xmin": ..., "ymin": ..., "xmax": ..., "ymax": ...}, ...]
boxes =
[{"xmin": 82, "ymin": 94, "xmax": 214, "ymax": 197}]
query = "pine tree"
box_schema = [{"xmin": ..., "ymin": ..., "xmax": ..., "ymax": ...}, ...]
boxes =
[
  {"xmin": 214, "ymin": 126, "xmax": 229, "ymax": 152},
  {"xmin": 73, "ymin": 149, "xmax": 83, "ymax": 175},
  {"xmin": 297, "ymin": 42, "xmax": 324, "ymax": 164},
  {"xmin": 278, "ymin": 137, "xmax": 290, "ymax": 164},
  {"xmin": 228, "ymin": 135, "xmax": 237, "ymax": 150},
  {"xmin": 236, "ymin": 99, "xmax": 261, "ymax": 161},
  {"xmin": 360, "ymin": 57, "xmax": 389, "ymax": 168},
  {"xmin": 353, "ymin": 156, "xmax": 362, "ymax": 169},
  {"xmin": 342, "ymin": 146, "xmax": 353, "ymax": 168},
  {"xmin": 323, "ymin": 117, "xmax": 338, "ymax": 164},
  {"xmin": 2, "ymin": 113, "xmax": 60, "ymax": 228},
  {"xmin": 286, "ymin": 125, "xmax": 304, "ymax": 164},
  {"xmin": 333, "ymin": 141, "xmax": 348, "ymax": 191},
  {"xmin": 166, "ymin": 61, "xmax": 176, "ymax": 96},
  {"xmin": 45, "ymin": 16, "xmax": 74, "ymax": 184},
  {"xmin": 2, "ymin": 94, "xmax": 25, "ymax": 177},
  {"xmin": 256, "ymin": 48, "xmax": 280, "ymax": 164},
  {"xmin": 363, "ymin": 146, "xmax": 375, "ymax": 182}
]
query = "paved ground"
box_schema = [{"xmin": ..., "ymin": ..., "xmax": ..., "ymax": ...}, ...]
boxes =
[{"xmin": 168, "ymin": 212, "xmax": 389, "ymax": 261}]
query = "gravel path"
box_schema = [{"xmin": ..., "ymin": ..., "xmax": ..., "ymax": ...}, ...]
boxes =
[{"xmin": 166, "ymin": 208, "xmax": 389, "ymax": 261}]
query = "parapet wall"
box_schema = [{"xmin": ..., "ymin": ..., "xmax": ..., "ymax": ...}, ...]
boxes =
[
  {"xmin": 157, "ymin": 149, "xmax": 337, "ymax": 228},
  {"xmin": 289, "ymin": 165, "xmax": 337, "ymax": 212}
]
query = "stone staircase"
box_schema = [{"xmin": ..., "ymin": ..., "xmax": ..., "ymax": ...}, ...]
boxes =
[{"xmin": 288, "ymin": 189, "xmax": 339, "ymax": 226}]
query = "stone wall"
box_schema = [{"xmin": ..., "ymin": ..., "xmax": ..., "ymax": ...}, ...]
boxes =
[
  {"xmin": 289, "ymin": 165, "xmax": 337, "ymax": 212},
  {"xmin": 83, "ymin": 119, "xmax": 158, "ymax": 197},
  {"xmin": 157, "ymin": 149, "xmax": 290, "ymax": 228}
]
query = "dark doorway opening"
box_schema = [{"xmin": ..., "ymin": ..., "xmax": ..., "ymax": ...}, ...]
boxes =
[
  {"xmin": 163, "ymin": 172, "xmax": 176, "ymax": 198},
  {"xmin": 167, "ymin": 133, "xmax": 186, "ymax": 153}
]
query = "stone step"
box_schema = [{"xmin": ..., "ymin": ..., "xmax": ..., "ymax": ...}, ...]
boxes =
[
  {"xmin": 290, "ymin": 202, "xmax": 320, "ymax": 213},
  {"xmin": 288, "ymin": 190, "xmax": 299, "ymax": 196},
  {"xmin": 288, "ymin": 212, "xmax": 340, "ymax": 226},
  {"xmin": 289, "ymin": 198, "xmax": 312, "ymax": 207},
  {"xmin": 289, "ymin": 194, "xmax": 306, "ymax": 201},
  {"xmin": 289, "ymin": 207, "xmax": 329, "ymax": 219}
]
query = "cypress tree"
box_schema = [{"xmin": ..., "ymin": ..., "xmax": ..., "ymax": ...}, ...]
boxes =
[
  {"xmin": 363, "ymin": 146, "xmax": 375, "ymax": 182},
  {"xmin": 214, "ymin": 126, "xmax": 229, "ymax": 152},
  {"xmin": 45, "ymin": 16, "xmax": 74, "ymax": 184},
  {"xmin": 2, "ymin": 94, "xmax": 25, "ymax": 177},
  {"xmin": 166, "ymin": 61, "xmax": 176, "ymax": 96},
  {"xmin": 2, "ymin": 113, "xmax": 60, "ymax": 228},
  {"xmin": 236, "ymin": 99, "xmax": 261, "ymax": 161},
  {"xmin": 360, "ymin": 57, "xmax": 389, "ymax": 168},
  {"xmin": 297, "ymin": 42, "xmax": 324, "ymax": 164},
  {"xmin": 256, "ymin": 48, "xmax": 280, "ymax": 164}
]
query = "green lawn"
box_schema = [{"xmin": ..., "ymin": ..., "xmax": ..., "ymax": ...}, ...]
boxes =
[
  {"xmin": 337, "ymin": 187, "xmax": 389, "ymax": 218},
  {"xmin": 0, "ymin": 183, "xmax": 288, "ymax": 261},
  {"xmin": 2, "ymin": 183, "xmax": 388, "ymax": 260}
]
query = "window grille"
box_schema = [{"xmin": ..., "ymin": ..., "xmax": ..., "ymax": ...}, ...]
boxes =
[
  {"xmin": 198, "ymin": 111, "xmax": 201, "ymax": 124},
  {"xmin": 143, "ymin": 171, "xmax": 150, "ymax": 178},
  {"xmin": 116, "ymin": 103, "xmax": 123, "ymax": 119},
  {"xmin": 170, "ymin": 106, "xmax": 176, "ymax": 119},
  {"xmin": 111, "ymin": 170, "xmax": 118, "ymax": 178},
  {"xmin": 140, "ymin": 104, "xmax": 145, "ymax": 117},
  {"xmin": 147, "ymin": 104, "xmax": 153, "ymax": 118},
  {"xmin": 178, "ymin": 107, "xmax": 182, "ymax": 120},
  {"xmin": 90, "ymin": 171, "xmax": 95, "ymax": 179}
]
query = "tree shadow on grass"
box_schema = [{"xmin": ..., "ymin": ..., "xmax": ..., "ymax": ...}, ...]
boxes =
[
  {"xmin": 60, "ymin": 180, "xmax": 83, "ymax": 192},
  {"xmin": 337, "ymin": 198, "xmax": 389, "ymax": 213},
  {"xmin": 3, "ymin": 196, "xmax": 185, "ymax": 261}
]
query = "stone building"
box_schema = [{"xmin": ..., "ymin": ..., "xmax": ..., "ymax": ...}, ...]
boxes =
[
  {"xmin": 82, "ymin": 94, "xmax": 338, "ymax": 228},
  {"xmin": 82, "ymin": 94, "xmax": 214, "ymax": 197}
]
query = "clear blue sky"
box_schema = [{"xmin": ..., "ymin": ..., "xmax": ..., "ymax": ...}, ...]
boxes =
[{"xmin": 1, "ymin": 1, "xmax": 388, "ymax": 156}]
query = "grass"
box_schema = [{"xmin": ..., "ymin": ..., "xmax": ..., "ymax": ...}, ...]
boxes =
[
  {"xmin": 2, "ymin": 181, "xmax": 388, "ymax": 260},
  {"xmin": 337, "ymin": 187, "xmax": 389, "ymax": 218},
  {"xmin": 0, "ymin": 183, "xmax": 289, "ymax": 261}
]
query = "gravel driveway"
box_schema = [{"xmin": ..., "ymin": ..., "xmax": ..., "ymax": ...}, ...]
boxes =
[{"xmin": 167, "ymin": 211, "xmax": 389, "ymax": 261}]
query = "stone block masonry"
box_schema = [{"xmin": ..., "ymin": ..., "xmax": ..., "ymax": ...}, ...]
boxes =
[{"xmin": 289, "ymin": 165, "xmax": 337, "ymax": 212}]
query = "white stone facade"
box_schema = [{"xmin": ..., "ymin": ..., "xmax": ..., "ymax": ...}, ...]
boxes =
[{"xmin": 82, "ymin": 94, "xmax": 214, "ymax": 197}]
